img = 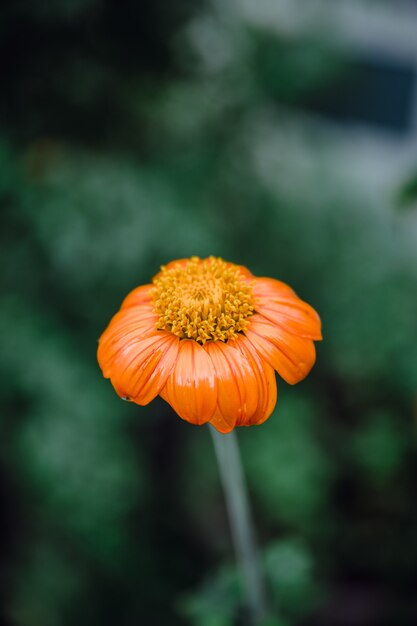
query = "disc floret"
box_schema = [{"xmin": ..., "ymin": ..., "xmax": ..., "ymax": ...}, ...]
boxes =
[{"xmin": 152, "ymin": 257, "xmax": 255, "ymax": 343}]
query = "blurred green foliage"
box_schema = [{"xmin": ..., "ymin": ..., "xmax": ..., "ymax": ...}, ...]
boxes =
[
  {"xmin": 397, "ymin": 171, "xmax": 417, "ymax": 210},
  {"xmin": 1, "ymin": 0, "xmax": 417, "ymax": 625}
]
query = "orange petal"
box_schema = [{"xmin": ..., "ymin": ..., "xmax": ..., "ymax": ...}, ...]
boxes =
[
  {"xmin": 101, "ymin": 303, "xmax": 157, "ymax": 338},
  {"xmin": 160, "ymin": 340, "xmax": 217, "ymax": 425},
  {"xmin": 233, "ymin": 335, "xmax": 277, "ymax": 426},
  {"xmin": 252, "ymin": 277, "xmax": 296, "ymax": 299},
  {"xmin": 209, "ymin": 410, "xmax": 235, "ymax": 434},
  {"xmin": 245, "ymin": 314, "xmax": 316, "ymax": 385},
  {"xmin": 110, "ymin": 333, "xmax": 179, "ymax": 404},
  {"xmin": 253, "ymin": 278, "xmax": 322, "ymax": 339},
  {"xmin": 121, "ymin": 284, "xmax": 153, "ymax": 309},
  {"xmin": 205, "ymin": 341, "xmax": 258, "ymax": 433},
  {"xmin": 255, "ymin": 301, "xmax": 321, "ymax": 340},
  {"xmin": 97, "ymin": 305, "xmax": 159, "ymax": 377}
]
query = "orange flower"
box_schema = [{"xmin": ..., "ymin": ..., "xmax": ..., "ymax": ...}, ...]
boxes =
[{"xmin": 97, "ymin": 257, "xmax": 322, "ymax": 433}]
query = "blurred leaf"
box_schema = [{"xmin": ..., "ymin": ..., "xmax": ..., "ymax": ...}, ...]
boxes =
[
  {"xmin": 0, "ymin": 299, "xmax": 144, "ymax": 565},
  {"xmin": 396, "ymin": 171, "xmax": 417, "ymax": 210},
  {"xmin": 241, "ymin": 393, "xmax": 333, "ymax": 531},
  {"xmin": 181, "ymin": 538, "xmax": 320, "ymax": 625},
  {"xmin": 251, "ymin": 32, "xmax": 345, "ymax": 103},
  {"xmin": 9, "ymin": 542, "xmax": 85, "ymax": 626},
  {"xmin": 259, "ymin": 618, "xmax": 290, "ymax": 626},
  {"xmin": 179, "ymin": 563, "xmax": 240, "ymax": 626},
  {"xmin": 351, "ymin": 411, "xmax": 409, "ymax": 485},
  {"xmin": 264, "ymin": 538, "xmax": 323, "ymax": 619}
]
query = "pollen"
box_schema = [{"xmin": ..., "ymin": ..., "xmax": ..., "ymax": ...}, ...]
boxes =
[{"xmin": 151, "ymin": 257, "xmax": 255, "ymax": 344}]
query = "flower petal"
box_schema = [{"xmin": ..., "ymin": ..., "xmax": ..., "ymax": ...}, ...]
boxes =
[
  {"xmin": 97, "ymin": 304, "xmax": 159, "ymax": 377},
  {"xmin": 160, "ymin": 339, "xmax": 217, "ymax": 425},
  {"xmin": 233, "ymin": 335, "xmax": 277, "ymax": 426},
  {"xmin": 252, "ymin": 277, "xmax": 297, "ymax": 299},
  {"xmin": 205, "ymin": 341, "xmax": 258, "ymax": 433},
  {"xmin": 121, "ymin": 284, "xmax": 153, "ymax": 309},
  {"xmin": 255, "ymin": 301, "xmax": 322, "ymax": 340},
  {"xmin": 208, "ymin": 410, "xmax": 235, "ymax": 434},
  {"xmin": 245, "ymin": 314, "xmax": 316, "ymax": 385},
  {"xmin": 253, "ymin": 277, "xmax": 322, "ymax": 339},
  {"xmin": 109, "ymin": 333, "xmax": 180, "ymax": 404}
]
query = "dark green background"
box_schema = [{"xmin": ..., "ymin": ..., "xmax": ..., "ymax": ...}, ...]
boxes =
[{"xmin": 1, "ymin": 1, "xmax": 417, "ymax": 625}]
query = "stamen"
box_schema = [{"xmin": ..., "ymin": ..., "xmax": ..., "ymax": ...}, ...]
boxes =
[{"xmin": 152, "ymin": 257, "xmax": 255, "ymax": 343}]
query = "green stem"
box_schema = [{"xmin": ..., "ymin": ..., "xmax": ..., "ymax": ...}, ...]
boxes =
[{"xmin": 209, "ymin": 425, "xmax": 268, "ymax": 625}]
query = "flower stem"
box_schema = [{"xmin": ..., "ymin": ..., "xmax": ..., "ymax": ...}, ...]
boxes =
[{"xmin": 209, "ymin": 425, "xmax": 268, "ymax": 625}]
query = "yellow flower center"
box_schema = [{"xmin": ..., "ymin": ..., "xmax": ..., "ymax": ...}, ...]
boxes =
[{"xmin": 152, "ymin": 257, "xmax": 255, "ymax": 344}]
